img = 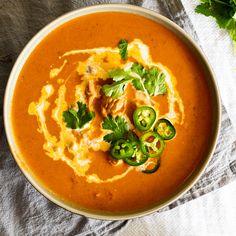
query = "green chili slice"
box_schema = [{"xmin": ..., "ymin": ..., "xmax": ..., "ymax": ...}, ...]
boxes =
[
  {"xmin": 111, "ymin": 139, "xmax": 134, "ymax": 160},
  {"xmin": 125, "ymin": 149, "xmax": 148, "ymax": 166},
  {"xmin": 123, "ymin": 132, "xmax": 148, "ymax": 166},
  {"xmin": 140, "ymin": 131, "xmax": 165, "ymax": 158},
  {"xmin": 154, "ymin": 118, "xmax": 176, "ymax": 140},
  {"xmin": 133, "ymin": 106, "xmax": 156, "ymax": 131},
  {"xmin": 142, "ymin": 161, "xmax": 160, "ymax": 174}
]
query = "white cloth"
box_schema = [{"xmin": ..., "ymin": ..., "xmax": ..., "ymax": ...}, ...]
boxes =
[
  {"xmin": 182, "ymin": 0, "xmax": 236, "ymax": 129},
  {"xmin": 119, "ymin": 180, "xmax": 236, "ymax": 236}
]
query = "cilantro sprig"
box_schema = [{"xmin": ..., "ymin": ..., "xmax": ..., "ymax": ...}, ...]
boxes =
[
  {"xmin": 118, "ymin": 39, "xmax": 128, "ymax": 60},
  {"xmin": 195, "ymin": 0, "xmax": 236, "ymax": 48},
  {"xmin": 102, "ymin": 78, "xmax": 132, "ymax": 99},
  {"xmin": 102, "ymin": 69, "xmax": 133, "ymax": 98},
  {"xmin": 131, "ymin": 63, "xmax": 146, "ymax": 91},
  {"xmin": 102, "ymin": 63, "xmax": 167, "ymax": 99},
  {"xmin": 131, "ymin": 63, "xmax": 167, "ymax": 95},
  {"xmin": 102, "ymin": 116, "xmax": 128, "ymax": 143},
  {"xmin": 102, "ymin": 116, "xmax": 141, "ymax": 146},
  {"xmin": 63, "ymin": 102, "xmax": 95, "ymax": 129},
  {"xmin": 144, "ymin": 67, "xmax": 167, "ymax": 96}
]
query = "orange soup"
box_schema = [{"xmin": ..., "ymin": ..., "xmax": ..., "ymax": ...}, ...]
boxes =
[{"xmin": 11, "ymin": 12, "xmax": 212, "ymax": 212}]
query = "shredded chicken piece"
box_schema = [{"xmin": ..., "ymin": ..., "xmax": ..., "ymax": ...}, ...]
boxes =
[
  {"xmin": 101, "ymin": 95, "xmax": 127, "ymax": 117},
  {"xmin": 85, "ymin": 80, "xmax": 101, "ymax": 110}
]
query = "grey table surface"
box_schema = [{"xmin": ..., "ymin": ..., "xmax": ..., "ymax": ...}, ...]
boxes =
[{"xmin": 1, "ymin": 0, "xmax": 236, "ymax": 235}]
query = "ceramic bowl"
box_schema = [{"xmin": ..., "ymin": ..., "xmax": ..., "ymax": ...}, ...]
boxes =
[{"xmin": 4, "ymin": 4, "xmax": 221, "ymax": 220}]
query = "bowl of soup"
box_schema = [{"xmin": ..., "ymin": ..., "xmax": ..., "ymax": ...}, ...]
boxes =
[{"xmin": 4, "ymin": 4, "xmax": 221, "ymax": 220}]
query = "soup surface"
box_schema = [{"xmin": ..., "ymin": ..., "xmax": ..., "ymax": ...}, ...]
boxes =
[{"xmin": 11, "ymin": 12, "xmax": 212, "ymax": 212}]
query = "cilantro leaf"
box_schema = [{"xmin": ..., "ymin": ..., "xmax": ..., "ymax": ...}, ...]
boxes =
[
  {"xmin": 102, "ymin": 116, "xmax": 128, "ymax": 143},
  {"xmin": 102, "ymin": 78, "xmax": 132, "ymax": 99},
  {"xmin": 131, "ymin": 63, "xmax": 146, "ymax": 77},
  {"xmin": 195, "ymin": 0, "xmax": 236, "ymax": 48},
  {"xmin": 118, "ymin": 39, "xmax": 128, "ymax": 60},
  {"xmin": 103, "ymin": 64, "xmax": 167, "ymax": 99},
  {"xmin": 144, "ymin": 67, "xmax": 167, "ymax": 96},
  {"xmin": 228, "ymin": 18, "xmax": 236, "ymax": 44},
  {"xmin": 62, "ymin": 109, "xmax": 79, "ymax": 129},
  {"xmin": 108, "ymin": 68, "xmax": 129, "ymax": 81},
  {"xmin": 102, "ymin": 68, "xmax": 134, "ymax": 98},
  {"xmin": 63, "ymin": 102, "xmax": 95, "ymax": 129},
  {"xmin": 132, "ymin": 78, "xmax": 145, "ymax": 91},
  {"xmin": 130, "ymin": 64, "xmax": 167, "ymax": 95},
  {"xmin": 126, "ymin": 131, "xmax": 139, "ymax": 144},
  {"xmin": 130, "ymin": 63, "xmax": 146, "ymax": 91}
]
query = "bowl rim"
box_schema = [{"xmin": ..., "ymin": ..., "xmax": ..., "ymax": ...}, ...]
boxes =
[{"xmin": 3, "ymin": 3, "xmax": 221, "ymax": 220}]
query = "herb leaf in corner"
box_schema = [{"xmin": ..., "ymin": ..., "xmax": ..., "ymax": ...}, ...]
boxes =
[
  {"xmin": 144, "ymin": 67, "xmax": 167, "ymax": 96},
  {"xmin": 118, "ymin": 39, "xmax": 128, "ymax": 60},
  {"xmin": 63, "ymin": 102, "xmax": 95, "ymax": 129},
  {"xmin": 102, "ymin": 116, "xmax": 128, "ymax": 143},
  {"xmin": 195, "ymin": 0, "xmax": 236, "ymax": 49}
]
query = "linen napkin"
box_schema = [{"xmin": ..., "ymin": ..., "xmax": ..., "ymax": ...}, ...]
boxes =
[{"xmin": 0, "ymin": 0, "xmax": 236, "ymax": 235}]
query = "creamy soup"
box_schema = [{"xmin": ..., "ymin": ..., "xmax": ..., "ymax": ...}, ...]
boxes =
[{"xmin": 11, "ymin": 12, "xmax": 212, "ymax": 212}]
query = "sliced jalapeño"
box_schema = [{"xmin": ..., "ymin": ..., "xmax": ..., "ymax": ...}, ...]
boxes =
[
  {"xmin": 140, "ymin": 131, "xmax": 165, "ymax": 158},
  {"xmin": 133, "ymin": 106, "xmax": 156, "ymax": 131},
  {"xmin": 154, "ymin": 118, "xmax": 176, "ymax": 140},
  {"xmin": 111, "ymin": 139, "xmax": 134, "ymax": 160}
]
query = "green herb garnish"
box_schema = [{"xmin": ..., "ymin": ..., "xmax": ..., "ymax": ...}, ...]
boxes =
[
  {"xmin": 102, "ymin": 69, "xmax": 134, "ymax": 98},
  {"xmin": 102, "ymin": 78, "xmax": 132, "ymax": 99},
  {"xmin": 102, "ymin": 63, "xmax": 167, "ymax": 98},
  {"xmin": 108, "ymin": 68, "xmax": 130, "ymax": 81},
  {"xmin": 126, "ymin": 131, "xmax": 140, "ymax": 144},
  {"xmin": 195, "ymin": 0, "xmax": 236, "ymax": 49},
  {"xmin": 144, "ymin": 67, "xmax": 167, "ymax": 96},
  {"xmin": 118, "ymin": 39, "xmax": 128, "ymax": 60},
  {"xmin": 102, "ymin": 116, "xmax": 128, "ymax": 143},
  {"xmin": 131, "ymin": 63, "xmax": 146, "ymax": 77},
  {"xmin": 63, "ymin": 102, "xmax": 95, "ymax": 129},
  {"xmin": 131, "ymin": 63, "xmax": 146, "ymax": 91}
]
